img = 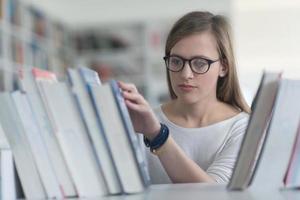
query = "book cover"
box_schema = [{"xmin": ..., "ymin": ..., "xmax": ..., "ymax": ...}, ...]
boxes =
[
  {"xmin": 89, "ymin": 82, "xmax": 147, "ymax": 194},
  {"xmin": 110, "ymin": 80, "xmax": 150, "ymax": 188},
  {"xmin": 0, "ymin": 92, "xmax": 46, "ymax": 199},
  {"xmin": 228, "ymin": 72, "xmax": 281, "ymax": 190},
  {"xmin": 239, "ymin": 79, "xmax": 300, "ymax": 190},
  {"xmin": 17, "ymin": 68, "xmax": 77, "ymax": 197},
  {"xmin": 38, "ymin": 81, "xmax": 108, "ymax": 197},
  {"xmin": 11, "ymin": 91, "xmax": 63, "ymax": 198}
]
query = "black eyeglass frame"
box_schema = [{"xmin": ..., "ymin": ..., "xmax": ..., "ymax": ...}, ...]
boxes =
[{"xmin": 163, "ymin": 55, "xmax": 220, "ymax": 74}]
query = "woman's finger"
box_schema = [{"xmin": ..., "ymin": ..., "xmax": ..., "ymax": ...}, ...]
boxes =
[
  {"xmin": 125, "ymin": 99, "xmax": 142, "ymax": 112},
  {"xmin": 118, "ymin": 81, "xmax": 138, "ymax": 93},
  {"xmin": 122, "ymin": 91, "xmax": 144, "ymax": 104}
]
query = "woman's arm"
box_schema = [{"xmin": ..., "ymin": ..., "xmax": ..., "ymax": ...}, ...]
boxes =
[
  {"xmin": 118, "ymin": 81, "xmax": 216, "ymax": 183},
  {"xmin": 155, "ymin": 135, "xmax": 215, "ymax": 183}
]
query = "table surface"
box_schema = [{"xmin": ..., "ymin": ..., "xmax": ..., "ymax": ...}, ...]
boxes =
[{"xmin": 68, "ymin": 183, "xmax": 300, "ymax": 200}]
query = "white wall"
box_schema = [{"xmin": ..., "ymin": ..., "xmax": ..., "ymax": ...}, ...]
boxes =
[{"xmin": 232, "ymin": 0, "xmax": 300, "ymax": 103}]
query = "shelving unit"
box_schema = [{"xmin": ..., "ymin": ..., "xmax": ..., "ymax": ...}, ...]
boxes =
[
  {"xmin": 73, "ymin": 21, "xmax": 171, "ymax": 106},
  {"xmin": 0, "ymin": 0, "xmax": 75, "ymax": 91}
]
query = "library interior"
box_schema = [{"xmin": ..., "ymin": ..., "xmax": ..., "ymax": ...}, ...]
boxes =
[{"xmin": 0, "ymin": 0, "xmax": 300, "ymax": 199}]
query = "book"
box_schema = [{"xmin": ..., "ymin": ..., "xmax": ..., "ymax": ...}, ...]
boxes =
[
  {"xmin": 110, "ymin": 80, "xmax": 150, "ymax": 188},
  {"xmin": 17, "ymin": 68, "xmax": 77, "ymax": 197},
  {"xmin": 249, "ymin": 79, "xmax": 300, "ymax": 190},
  {"xmin": 78, "ymin": 66, "xmax": 102, "ymax": 86},
  {"xmin": 284, "ymin": 121, "xmax": 300, "ymax": 188},
  {"xmin": 31, "ymin": 67, "xmax": 58, "ymax": 82},
  {"xmin": 67, "ymin": 68, "xmax": 122, "ymax": 194},
  {"xmin": 11, "ymin": 91, "xmax": 63, "ymax": 198},
  {"xmin": 0, "ymin": 149, "xmax": 17, "ymax": 200},
  {"xmin": 0, "ymin": 122, "xmax": 9, "ymax": 149},
  {"xmin": 89, "ymin": 80, "xmax": 149, "ymax": 194},
  {"xmin": 0, "ymin": 92, "xmax": 46, "ymax": 199},
  {"xmin": 228, "ymin": 72, "xmax": 282, "ymax": 190},
  {"xmin": 38, "ymin": 81, "xmax": 108, "ymax": 198}
]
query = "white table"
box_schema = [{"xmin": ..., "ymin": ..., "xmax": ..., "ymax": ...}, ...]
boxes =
[{"xmin": 80, "ymin": 183, "xmax": 300, "ymax": 200}]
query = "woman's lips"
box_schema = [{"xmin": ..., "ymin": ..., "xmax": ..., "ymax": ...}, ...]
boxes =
[{"xmin": 178, "ymin": 84, "xmax": 196, "ymax": 92}]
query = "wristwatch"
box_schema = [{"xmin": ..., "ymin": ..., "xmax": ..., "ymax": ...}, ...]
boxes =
[{"xmin": 143, "ymin": 123, "xmax": 169, "ymax": 155}]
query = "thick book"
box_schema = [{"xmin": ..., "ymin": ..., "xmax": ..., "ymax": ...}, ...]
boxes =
[
  {"xmin": 89, "ymin": 80, "xmax": 149, "ymax": 194},
  {"xmin": 11, "ymin": 91, "xmax": 63, "ymax": 198},
  {"xmin": 228, "ymin": 72, "xmax": 281, "ymax": 190},
  {"xmin": 67, "ymin": 68, "xmax": 122, "ymax": 195},
  {"xmin": 248, "ymin": 79, "xmax": 300, "ymax": 190},
  {"xmin": 0, "ymin": 92, "xmax": 46, "ymax": 199},
  {"xmin": 38, "ymin": 81, "xmax": 108, "ymax": 198},
  {"xmin": 284, "ymin": 122, "xmax": 300, "ymax": 188},
  {"xmin": 17, "ymin": 68, "xmax": 77, "ymax": 197}
]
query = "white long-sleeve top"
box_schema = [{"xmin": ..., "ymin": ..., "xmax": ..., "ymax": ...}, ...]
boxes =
[{"xmin": 145, "ymin": 106, "xmax": 249, "ymax": 184}]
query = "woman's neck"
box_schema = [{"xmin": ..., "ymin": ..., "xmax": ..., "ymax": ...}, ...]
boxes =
[
  {"xmin": 163, "ymin": 98, "xmax": 219, "ymax": 128},
  {"xmin": 162, "ymin": 98, "xmax": 239, "ymax": 128}
]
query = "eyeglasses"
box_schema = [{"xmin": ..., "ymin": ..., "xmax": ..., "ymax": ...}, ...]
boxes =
[{"xmin": 163, "ymin": 55, "xmax": 220, "ymax": 74}]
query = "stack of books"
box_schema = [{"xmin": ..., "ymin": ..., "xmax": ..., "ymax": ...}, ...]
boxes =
[{"xmin": 0, "ymin": 67, "xmax": 150, "ymax": 199}]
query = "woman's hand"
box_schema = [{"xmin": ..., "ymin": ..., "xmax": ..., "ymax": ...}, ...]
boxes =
[{"xmin": 118, "ymin": 81, "xmax": 161, "ymax": 140}]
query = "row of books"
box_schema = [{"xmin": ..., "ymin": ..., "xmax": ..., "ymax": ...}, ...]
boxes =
[
  {"xmin": 0, "ymin": 67, "xmax": 299, "ymax": 198},
  {"xmin": 0, "ymin": 67, "xmax": 150, "ymax": 199}
]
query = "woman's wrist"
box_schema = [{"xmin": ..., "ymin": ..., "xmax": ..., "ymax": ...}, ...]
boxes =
[{"xmin": 144, "ymin": 122, "xmax": 161, "ymax": 141}]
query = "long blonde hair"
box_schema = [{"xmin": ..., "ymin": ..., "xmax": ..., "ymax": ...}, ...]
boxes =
[{"xmin": 165, "ymin": 11, "xmax": 251, "ymax": 113}]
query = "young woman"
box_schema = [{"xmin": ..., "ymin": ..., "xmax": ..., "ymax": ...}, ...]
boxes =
[{"xmin": 118, "ymin": 11, "xmax": 251, "ymax": 184}]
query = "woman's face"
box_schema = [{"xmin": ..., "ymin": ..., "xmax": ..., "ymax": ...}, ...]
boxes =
[{"xmin": 169, "ymin": 31, "xmax": 225, "ymax": 104}]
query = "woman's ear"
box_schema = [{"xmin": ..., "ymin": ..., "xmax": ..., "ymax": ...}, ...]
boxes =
[{"xmin": 219, "ymin": 59, "xmax": 228, "ymax": 77}]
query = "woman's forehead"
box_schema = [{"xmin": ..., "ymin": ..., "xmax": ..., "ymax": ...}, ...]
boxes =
[{"xmin": 170, "ymin": 32, "xmax": 219, "ymax": 58}]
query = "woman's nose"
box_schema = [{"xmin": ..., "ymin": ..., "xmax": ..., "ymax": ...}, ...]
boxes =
[{"xmin": 180, "ymin": 62, "xmax": 194, "ymax": 79}]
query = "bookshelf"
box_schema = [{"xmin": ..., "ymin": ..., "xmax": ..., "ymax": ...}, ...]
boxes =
[
  {"xmin": 0, "ymin": 0, "xmax": 75, "ymax": 91},
  {"xmin": 73, "ymin": 22, "xmax": 171, "ymax": 106}
]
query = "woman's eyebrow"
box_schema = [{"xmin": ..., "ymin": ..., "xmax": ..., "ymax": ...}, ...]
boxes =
[{"xmin": 170, "ymin": 53, "xmax": 212, "ymax": 59}]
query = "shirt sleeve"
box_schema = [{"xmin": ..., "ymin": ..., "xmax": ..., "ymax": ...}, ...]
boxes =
[{"xmin": 206, "ymin": 116, "xmax": 249, "ymax": 183}]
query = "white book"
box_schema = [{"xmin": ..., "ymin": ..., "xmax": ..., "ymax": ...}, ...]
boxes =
[
  {"xmin": 1, "ymin": 149, "xmax": 16, "ymax": 200},
  {"xmin": 11, "ymin": 91, "xmax": 63, "ymax": 198},
  {"xmin": 38, "ymin": 81, "xmax": 108, "ymax": 198},
  {"xmin": 249, "ymin": 79, "xmax": 300, "ymax": 190},
  {"xmin": 89, "ymin": 81, "xmax": 148, "ymax": 194},
  {"xmin": 68, "ymin": 68, "xmax": 122, "ymax": 194},
  {"xmin": 228, "ymin": 72, "xmax": 281, "ymax": 190},
  {"xmin": 0, "ymin": 92, "xmax": 46, "ymax": 199},
  {"xmin": 18, "ymin": 69, "xmax": 77, "ymax": 197}
]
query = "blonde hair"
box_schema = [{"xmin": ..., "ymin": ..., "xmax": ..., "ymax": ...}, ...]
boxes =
[{"xmin": 165, "ymin": 11, "xmax": 251, "ymax": 113}]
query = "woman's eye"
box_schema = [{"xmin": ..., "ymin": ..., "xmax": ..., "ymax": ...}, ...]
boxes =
[
  {"xmin": 193, "ymin": 59, "xmax": 207, "ymax": 68},
  {"xmin": 171, "ymin": 58, "xmax": 182, "ymax": 66}
]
